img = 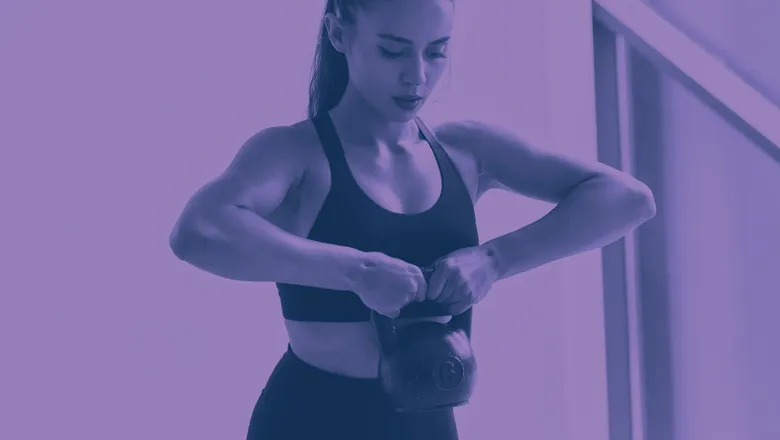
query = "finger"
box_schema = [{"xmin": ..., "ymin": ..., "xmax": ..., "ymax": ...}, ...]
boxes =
[
  {"xmin": 448, "ymin": 300, "xmax": 472, "ymax": 316},
  {"xmin": 415, "ymin": 283, "xmax": 427, "ymax": 302},
  {"xmin": 426, "ymin": 266, "xmax": 450, "ymax": 301},
  {"xmin": 437, "ymin": 278, "xmax": 464, "ymax": 305},
  {"xmin": 400, "ymin": 292, "xmax": 413, "ymax": 309},
  {"xmin": 414, "ymin": 268, "xmax": 429, "ymax": 302}
]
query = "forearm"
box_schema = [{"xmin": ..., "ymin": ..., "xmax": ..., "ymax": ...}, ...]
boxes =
[
  {"xmin": 171, "ymin": 206, "xmax": 368, "ymax": 290},
  {"xmin": 482, "ymin": 176, "xmax": 656, "ymax": 280}
]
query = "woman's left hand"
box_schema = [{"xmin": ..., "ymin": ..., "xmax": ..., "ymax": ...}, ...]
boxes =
[{"xmin": 425, "ymin": 246, "xmax": 501, "ymax": 315}]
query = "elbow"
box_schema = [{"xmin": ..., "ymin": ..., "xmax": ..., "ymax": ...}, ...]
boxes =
[
  {"xmin": 169, "ymin": 217, "xmax": 206, "ymax": 262},
  {"xmin": 169, "ymin": 225, "xmax": 192, "ymax": 262},
  {"xmin": 624, "ymin": 180, "xmax": 657, "ymax": 224},
  {"xmin": 642, "ymin": 192, "xmax": 657, "ymax": 221},
  {"xmin": 592, "ymin": 173, "xmax": 657, "ymax": 224}
]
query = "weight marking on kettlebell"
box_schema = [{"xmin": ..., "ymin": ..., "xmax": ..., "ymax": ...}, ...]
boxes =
[{"xmin": 434, "ymin": 357, "xmax": 464, "ymax": 390}]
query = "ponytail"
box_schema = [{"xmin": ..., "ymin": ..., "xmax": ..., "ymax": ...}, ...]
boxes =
[{"xmin": 307, "ymin": 0, "xmax": 363, "ymax": 119}]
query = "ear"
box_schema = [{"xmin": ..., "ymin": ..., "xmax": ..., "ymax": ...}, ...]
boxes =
[{"xmin": 323, "ymin": 12, "xmax": 350, "ymax": 54}]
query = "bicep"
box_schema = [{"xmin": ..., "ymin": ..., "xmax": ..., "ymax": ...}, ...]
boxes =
[
  {"xmin": 182, "ymin": 126, "xmax": 308, "ymax": 221},
  {"xmin": 484, "ymin": 140, "xmax": 601, "ymax": 203},
  {"xmin": 449, "ymin": 120, "xmax": 612, "ymax": 203}
]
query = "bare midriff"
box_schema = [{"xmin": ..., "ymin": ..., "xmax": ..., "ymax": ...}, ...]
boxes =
[{"xmin": 284, "ymin": 316, "xmax": 452, "ymax": 378}]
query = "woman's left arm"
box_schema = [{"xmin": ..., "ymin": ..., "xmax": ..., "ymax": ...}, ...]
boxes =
[{"xmin": 438, "ymin": 120, "xmax": 657, "ymax": 282}]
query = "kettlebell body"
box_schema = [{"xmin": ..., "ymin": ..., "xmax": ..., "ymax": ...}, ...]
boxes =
[{"xmin": 372, "ymin": 308, "xmax": 478, "ymax": 412}]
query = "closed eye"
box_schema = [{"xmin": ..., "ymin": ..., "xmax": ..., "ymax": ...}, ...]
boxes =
[
  {"xmin": 379, "ymin": 47, "xmax": 404, "ymax": 59},
  {"xmin": 379, "ymin": 47, "xmax": 449, "ymax": 60}
]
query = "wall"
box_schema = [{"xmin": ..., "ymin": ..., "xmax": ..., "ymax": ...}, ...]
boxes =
[
  {"xmin": 637, "ymin": 0, "xmax": 780, "ymax": 439},
  {"xmin": 1, "ymin": 1, "xmax": 606, "ymax": 439}
]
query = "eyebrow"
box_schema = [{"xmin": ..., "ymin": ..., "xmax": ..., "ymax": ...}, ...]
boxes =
[{"xmin": 378, "ymin": 33, "xmax": 451, "ymax": 45}]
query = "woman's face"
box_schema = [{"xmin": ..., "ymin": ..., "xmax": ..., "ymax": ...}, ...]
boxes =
[{"xmin": 336, "ymin": 0, "xmax": 454, "ymax": 121}]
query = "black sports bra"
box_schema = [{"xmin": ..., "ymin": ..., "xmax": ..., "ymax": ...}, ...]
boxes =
[{"xmin": 275, "ymin": 114, "xmax": 480, "ymax": 322}]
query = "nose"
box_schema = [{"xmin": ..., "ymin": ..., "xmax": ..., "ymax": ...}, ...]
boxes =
[{"xmin": 401, "ymin": 56, "xmax": 426, "ymax": 86}]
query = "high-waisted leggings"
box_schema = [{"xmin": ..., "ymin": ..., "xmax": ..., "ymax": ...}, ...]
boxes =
[{"xmin": 246, "ymin": 345, "xmax": 459, "ymax": 440}]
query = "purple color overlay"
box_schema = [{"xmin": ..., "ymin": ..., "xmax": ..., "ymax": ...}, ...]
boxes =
[{"xmin": 2, "ymin": 0, "xmax": 777, "ymax": 439}]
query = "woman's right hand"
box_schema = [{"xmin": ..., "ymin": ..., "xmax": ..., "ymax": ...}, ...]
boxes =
[{"xmin": 352, "ymin": 252, "xmax": 428, "ymax": 319}]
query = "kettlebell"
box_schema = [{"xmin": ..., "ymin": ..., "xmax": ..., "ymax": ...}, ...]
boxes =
[{"xmin": 371, "ymin": 268, "xmax": 477, "ymax": 412}]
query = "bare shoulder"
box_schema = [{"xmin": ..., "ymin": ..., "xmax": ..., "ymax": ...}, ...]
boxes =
[
  {"xmin": 427, "ymin": 119, "xmax": 491, "ymax": 201},
  {"xmin": 432, "ymin": 118, "xmax": 518, "ymax": 164},
  {"xmin": 431, "ymin": 119, "xmax": 579, "ymax": 202},
  {"xmin": 180, "ymin": 119, "xmax": 326, "ymax": 220},
  {"xmin": 431, "ymin": 119, "xmax": 522, "ymax": 194},
  {"xmin": 228, "ymin": 120, "xmax": 320, "ymax": 178},
  {"xmin": 432, "ymin": 119, "xmax": 526, "ymax": 162}
]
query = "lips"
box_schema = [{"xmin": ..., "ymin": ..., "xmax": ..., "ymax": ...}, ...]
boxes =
[
  {"xmin": 393, "ymin": 95, "xmax": 424, "ymax": 111},
  {"xmin": 395, "ymin": 95, "xmax": 423, "ymax": 102}
]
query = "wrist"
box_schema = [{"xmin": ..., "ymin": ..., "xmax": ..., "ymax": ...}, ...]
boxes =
[
  {"xmin": 307, "ymin": 244, "xmax": 371, "ymax": 293},
  {"xmin": 479, "ymin": 242, "xmax": 505, "ymax": 281},
  {"xmin": 332, "ymin": 248, "xmax": 372, "ymax": 293},
  {"xmin": 278, "ymin": 240, "xmax": 371, "ymax": 292}
]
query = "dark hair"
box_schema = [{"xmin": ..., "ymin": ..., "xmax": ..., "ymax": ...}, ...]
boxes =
[{"xmin": 307, "ymin": 0, "xmax": 369, "ymax": 119}]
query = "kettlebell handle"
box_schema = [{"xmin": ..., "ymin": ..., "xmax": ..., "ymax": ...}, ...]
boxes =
[
  {"xmin": 448, "ymin": 306, "xmax": 473, "ymax": 339},
  {"xmin": 370, "ymin": 309, "xmax": 401, "ymax": 354},
  {"xmin": 370, "ymin": 307, "xmax": 473, "ymax": 355},
  {"xmin": 371, "ymin": 264, "xmax": 474, "ymax": 355},
  {"xmin": 420, "ymin": 265, "xmax": 473, "ymax": 339}
]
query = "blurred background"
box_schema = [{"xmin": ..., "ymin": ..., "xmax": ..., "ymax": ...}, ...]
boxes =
[{"xmin": 1, "ymin": 0, "xmax": 777, "ymax": 439}]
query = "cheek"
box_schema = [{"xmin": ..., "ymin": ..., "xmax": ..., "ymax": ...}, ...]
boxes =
[
  {"xmin": 426, "ymin": 61, "xmax": 448, "ymax": 83},
  {"xmin": 352, "ymin": 54, "xmax": 397, "ymax": 89}
]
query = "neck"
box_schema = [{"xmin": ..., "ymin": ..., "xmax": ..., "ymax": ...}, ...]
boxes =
[{"xmin": 328, "ymin": 83, "xmax": 419, "ymax": 146}]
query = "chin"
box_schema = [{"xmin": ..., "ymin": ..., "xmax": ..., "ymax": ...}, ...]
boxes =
[
  {"xmin": 387, "ymin": 104, "xmax": 425, "ymax": 122},
  {"xmin": 386, "ymin": 112, "xmax": 419, "ymax": 123}
]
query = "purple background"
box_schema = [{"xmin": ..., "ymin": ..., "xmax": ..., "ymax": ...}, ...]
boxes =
[{"xmin": 2, "ymin": 0, "xmax": 778, "ymax": 439}]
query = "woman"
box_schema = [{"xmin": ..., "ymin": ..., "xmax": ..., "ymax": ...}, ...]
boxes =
[{"xmin": 169, "ymin": 0, "xmax": 656, "ymax": 438}]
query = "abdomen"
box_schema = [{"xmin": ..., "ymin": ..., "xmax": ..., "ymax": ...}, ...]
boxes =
[{"xmin": 284, "ymin": 316, "xmax": 453, "ymax": 379}]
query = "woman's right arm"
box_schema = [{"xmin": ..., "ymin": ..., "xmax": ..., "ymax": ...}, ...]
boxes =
[{"xmin": 168, "ymin": 125, "xmax": 368, "ymax": 291}]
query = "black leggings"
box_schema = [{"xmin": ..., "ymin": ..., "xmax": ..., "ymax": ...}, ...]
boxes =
[{"xmin": 246, "ymin": 345, "xmax": 459, "ymax": 440}]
